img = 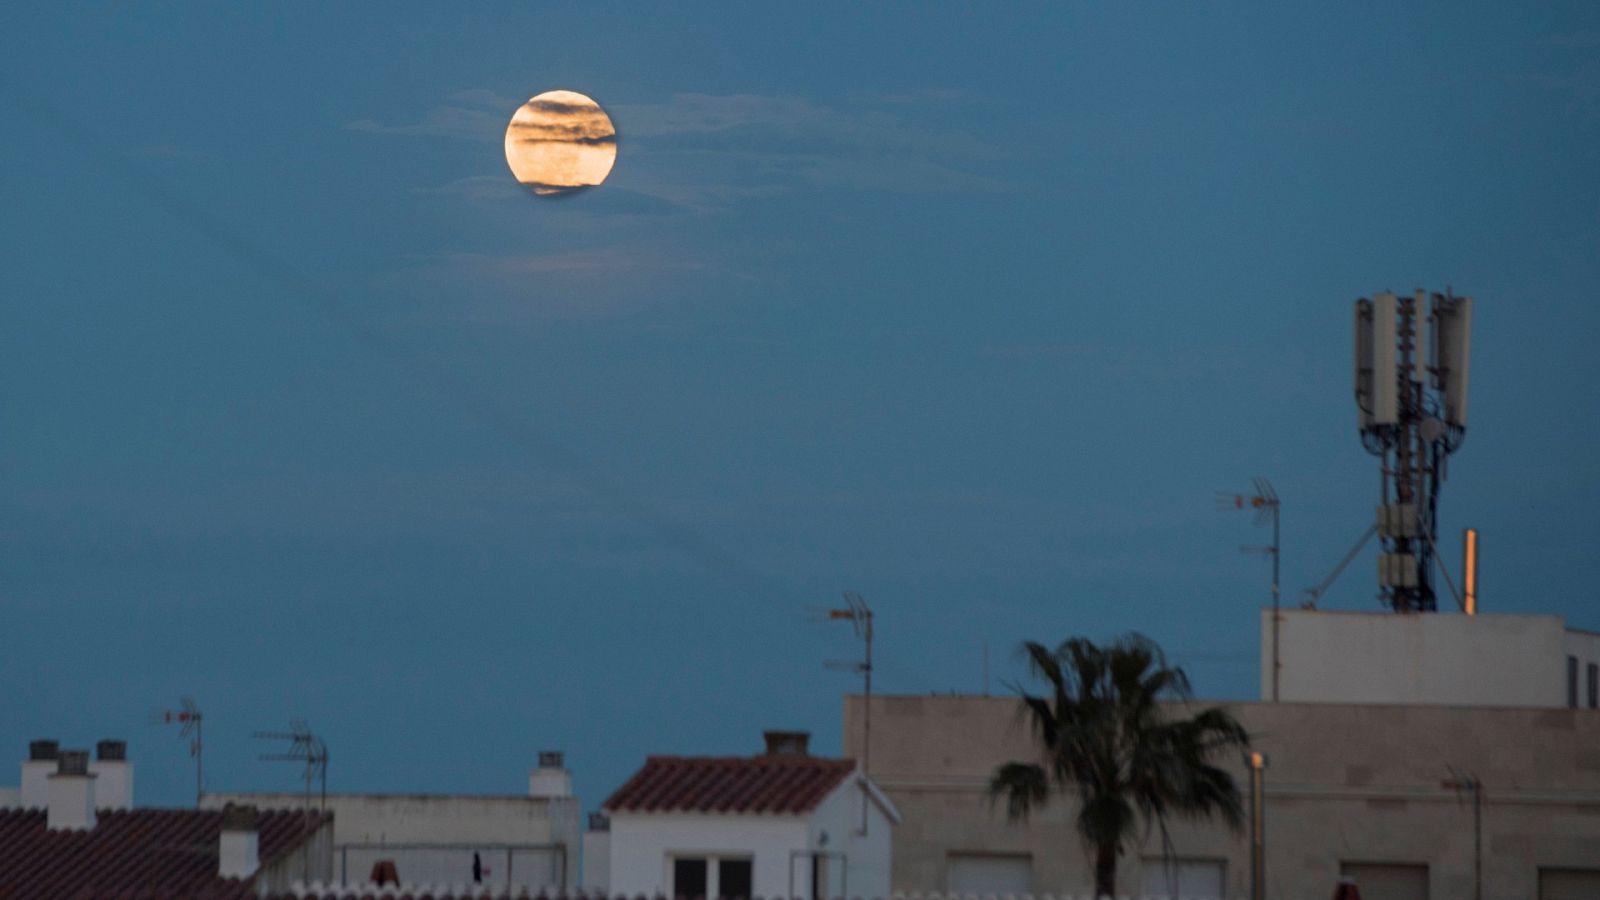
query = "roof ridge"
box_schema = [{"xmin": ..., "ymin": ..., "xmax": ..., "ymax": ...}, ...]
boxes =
[
  {"xmin": 605, "ymin": 755, "xmax": 858, "ymax": 815},
  {"xmin": 644, "ymin": 754, "xmax": 854, "ymax": 764}
]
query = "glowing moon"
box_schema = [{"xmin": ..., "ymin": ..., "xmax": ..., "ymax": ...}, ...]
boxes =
[{"xmin": 503, "ymin": 90, "xmax": 617, "ymax": 196}]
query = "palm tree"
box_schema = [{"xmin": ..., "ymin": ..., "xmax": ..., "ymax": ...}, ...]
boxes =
[{"xmin": 989, "ymin": 634, "xmax": 1251, "ymax": 898}]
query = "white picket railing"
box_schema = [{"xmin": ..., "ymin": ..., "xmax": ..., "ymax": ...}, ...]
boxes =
[{"xmin": 284, "ymin": 886, "xmax": 1243, "ymax": 900}]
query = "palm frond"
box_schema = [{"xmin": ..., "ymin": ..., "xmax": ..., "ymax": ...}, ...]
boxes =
[
  {"xmin": 989, "ymin": 762, "xmax": 1049, "ymax": 821},
  {"xmin": 1000, "ymin": 631, "xmax": 1254, "ymax": 894}
]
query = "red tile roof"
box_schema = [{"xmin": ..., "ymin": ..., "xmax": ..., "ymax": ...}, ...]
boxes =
[
  {"xmin": 0, "ymin": 807, "xmax": 330, "ymax": 900},
  {"xmin": 603, "ymin": 754, "xmax": 856, "ymax": 815}
]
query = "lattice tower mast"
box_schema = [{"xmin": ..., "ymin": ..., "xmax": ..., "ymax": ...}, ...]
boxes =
[{"xmin": 1353, "ymin": 289, "xmax": 1472, "ymax": 612}]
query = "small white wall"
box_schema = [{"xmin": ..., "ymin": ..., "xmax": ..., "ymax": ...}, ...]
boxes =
[
  {"xmin": 88, "ymin": 760, "xmax": 132, "ymax": 809},
  {"xmin": 608, "ymin": 811, "xmax": 808, "ymax": 898},
  {"xmin": 20, "ymin": 760, "xmax": 53, "ymax": 809},
  {"xmin": 46, "ymin": 773, "xmax": 95, "ymax": 830},
  {"xmin": 204, "ymin": 792, "xmax": 564, "ymax": 844},
  {"xmin": 806, "ymin": 774, "xmax": 896, "ymax": 899},
  {"xmin": 583, "ymin": 829, "xmax": 611, "ymax": 892},
  {"xmin": 204, "ymin": 791, "xmax": 580, "ymax": 888},
  {"xmin": 1267, "ymin": 609, "xmax": 1570, "ymax": 706}
]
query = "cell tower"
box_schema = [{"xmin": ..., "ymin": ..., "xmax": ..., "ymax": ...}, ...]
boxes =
[{"xmin": 1352, "ymin": 289, "xmax": 1472, "ymax": 612}]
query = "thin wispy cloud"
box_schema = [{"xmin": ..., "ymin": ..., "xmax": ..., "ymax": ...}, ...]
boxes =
[
  {"xmin": 350, "ymin": 89, "xmax": 1012, "ymax": 203},
  {"xmin": 346, "ymin": 89, "xmax": 516, "ymax": 141}
]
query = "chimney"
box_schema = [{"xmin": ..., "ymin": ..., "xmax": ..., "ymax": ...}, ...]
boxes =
[
  {"xmin": 218, "ymin": 803, "xmax": 259, "ymax": 878},
  {"xmin": 762, "ymin": 730, "xmax": 811, "ymax": 757},
  {"xmin": 46, "ymin": 750, "xmax": 96, "ymax": 830},
  {"xmin": 21, "ymin": 739, "xmax": 58, "ymax": 809},
  {"xmin": 529, "ymin": 750, "xmax": 572, "ymax": 798},
  {"xmin": 89, "ymin": 739, "xmax": 133, "ymax": 810}
]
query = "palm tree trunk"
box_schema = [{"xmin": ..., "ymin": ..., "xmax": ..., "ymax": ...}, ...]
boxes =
[{"xmin": 1094, "ymin": 842, "xmax": 1116, "ymax": 898}]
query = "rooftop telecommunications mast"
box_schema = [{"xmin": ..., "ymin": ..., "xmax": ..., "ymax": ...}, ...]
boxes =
[{"xmin": 1353, "ymin": 289, "xmax": 1472, "ymax": 612}]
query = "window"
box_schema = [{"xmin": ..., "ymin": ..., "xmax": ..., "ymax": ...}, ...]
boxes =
[
  {"xmin": 1140, "ymin": 858, "xmax": 1224, "ymax": 899},
  {"xmin": 672, "ymin": 855, "xmax": 753, "ymax": 900},
  {"xmin": 674, "ymin": 858, "xmax": 707, "ymax": 900},
  {"xmin": 947, "ymin": 853, "xmax": 1033, "ymax": 895},
  {"xmin": 1588, "ymin": 663, "xmax": 1597, "ymax": 710},
  {"xmin": 1569, "ymin": 655, "xmax": 1580, "ymax": 709},
  {"xmin": 1540, "ymin": 867, "xmax": 1600, "ymax": 900},
  {"xmin": 1340, "ymin": 862, "xmax": 1428, "ymax": 900},
  {"xmin": 718, "ymin": 859, "xmax": 752, "ymax": 900}
]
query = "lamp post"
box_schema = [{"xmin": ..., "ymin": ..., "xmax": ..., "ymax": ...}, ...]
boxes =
[{"xmin": 1248, "ymin": 751, "xmax": 1268, "ymax": 900}]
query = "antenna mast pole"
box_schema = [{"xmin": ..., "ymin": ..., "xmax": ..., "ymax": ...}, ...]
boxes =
[
  {"xmin": 1219, "ymin": 480, "xmax": 1281, "ymax": 701},
  {"xmin": 830, "ymin": 592, "xmax": 874, "ymax": 833},
  {"xmin": 152, "ymin": 697, "xmax": 204, "ymax": 805},
  {"xmin": 255, "ymin": 720, "xmax": 330, "ymax": 880}
]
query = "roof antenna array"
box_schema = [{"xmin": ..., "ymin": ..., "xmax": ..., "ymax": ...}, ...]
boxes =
[
  {"xmin": 1353, "ymin": 289, "xmax": 1472, "ymax": 612},
  {"xmin": 824, "ymin": 591, "xmax": 874, "ymax": 834},
  {"xmin": 255, "ymin": 720, "xmax": 329, "ymax": 883},
  {"xmin": 1218, "ymin": 479, "xmax": 1281, "ymax": 701},
  {"xmin": 151, "ymin": 696, "xmax": 204, "ymax": 805}
]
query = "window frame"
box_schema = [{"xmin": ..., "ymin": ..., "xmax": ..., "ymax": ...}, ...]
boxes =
[
  {"xmin": 1568, "ymin": 655, "xmax": 1579, "ymax": 709},
  {"xmin": 1139, "ymin": 855, "xmax": 1227, "ymax": 899},
  {"xmin": 668, "ymin": 852, "xmax": 756, "ymax": 900},
  {"xmin": 944, "ymin": 851, "xmax": 1035, "ymax": 895}
]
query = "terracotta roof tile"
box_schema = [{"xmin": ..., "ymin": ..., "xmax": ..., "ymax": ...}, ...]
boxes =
[
  {"xmin": 603, "ymin": 755, "xmax": 856, "ymax": 815},
  {"xmin": 0, "ymin": 807, "xmax": 329, "ymax": 899}
]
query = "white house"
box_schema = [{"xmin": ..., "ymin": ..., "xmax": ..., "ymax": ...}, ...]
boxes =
[{"xmin": 596, "ymin": 730, "xmax": 899, "ymax": 900}]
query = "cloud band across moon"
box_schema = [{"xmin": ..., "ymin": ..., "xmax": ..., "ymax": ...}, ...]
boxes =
[{"xmin": 504, "ymin": 90, "xmax": 618, "ymax": 196}]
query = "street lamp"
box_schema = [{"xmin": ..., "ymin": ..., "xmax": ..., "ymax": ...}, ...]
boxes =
[{"xmin": 1248, "ymin": 751, "xmax": 1269, "ymax": 900}]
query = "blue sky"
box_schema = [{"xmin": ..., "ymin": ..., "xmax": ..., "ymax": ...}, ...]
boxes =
[{"xmin": 2, "ymin": 4, "xmax": 1598, "ymax": 811}]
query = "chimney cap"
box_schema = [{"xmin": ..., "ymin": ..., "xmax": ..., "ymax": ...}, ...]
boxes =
[
  {"xmin": 762, "ymin": 730, "xmax": 811, "ymax": 757},
  {"xmin": 96, "ymin": 740, "xmax": 127, "ymax": 761},
  {"xmin": 220, "ymin": 803, "xmax": 258, "ymax": 832},
  {"xmin": 55, "ymin": 750, "xmax": 90, "ymax": 776},
  {"xmin": 538, "ymin": 750, "xmax": 565, "ymax": 769},
  {"xmin": 29, "ymin": 740, "xmax": 59, "ymax": 761},
  {"xmin": 587, "ymin": 812, "xmax": 611, "ymax": 831}
]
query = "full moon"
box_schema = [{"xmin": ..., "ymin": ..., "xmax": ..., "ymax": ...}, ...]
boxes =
[{"xmin": 503, "ymin": 90, "xmax": 618, "ymax": 196}]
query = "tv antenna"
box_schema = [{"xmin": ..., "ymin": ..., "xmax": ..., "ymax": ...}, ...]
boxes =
[
  {"xmin": 255, "ymin": 720, "xmax": 329, "ymax": 814},
  {"xmin": 1353, "ymin": 289, "xmax": 1472, "ymax": 612},
  {"xmin": 255, "ymin": 719, "xmax": 328, "ymax": 882},
  {"xmin": 1218, "ymin": 479, "xmax": 1281, "ymax": 701},
  {"xmin": 151, "ymin": 696, "xmax": 204, "ymax": 804},
  {"xmin": 824, "ymin": 591, "xmax": 873, "ymax": 833}
]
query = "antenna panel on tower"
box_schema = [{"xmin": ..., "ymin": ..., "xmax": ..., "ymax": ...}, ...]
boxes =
[
  {"xmin": 1434, "ymin": 295, "xmax": 1472, "ymax": 427},
  {"xmin": 1412, "ymin": 289, "xmax": 1429, "ymax": 383},
  {"xmin": 1371, "ymin": 292, "xmax": 1398, "ymax": 425},
  {"xmin": 1354, "ymin": 299, "xmax": 1375, "ymax": 430}
]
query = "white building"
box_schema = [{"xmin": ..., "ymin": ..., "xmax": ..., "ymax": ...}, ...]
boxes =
[
  {"xmin": 1, "ymin": 738, "xmax": 135, "ymax": 810},
  {"xmin": 595, "ymin": 730, "xmax": 900, "ymax": 900},
  {"xmin": 203, "ymin": 750, "xmax": 581, "ymax": 890},
  {"xmin": 1267, "ymin": 608, "xmax": 1600, "ymax": 707}
]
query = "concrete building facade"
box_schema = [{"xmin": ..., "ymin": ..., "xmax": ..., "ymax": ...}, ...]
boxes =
[{"xmin": 847, "ymin": 690, "xmax": 1600, "ymax": 899}]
